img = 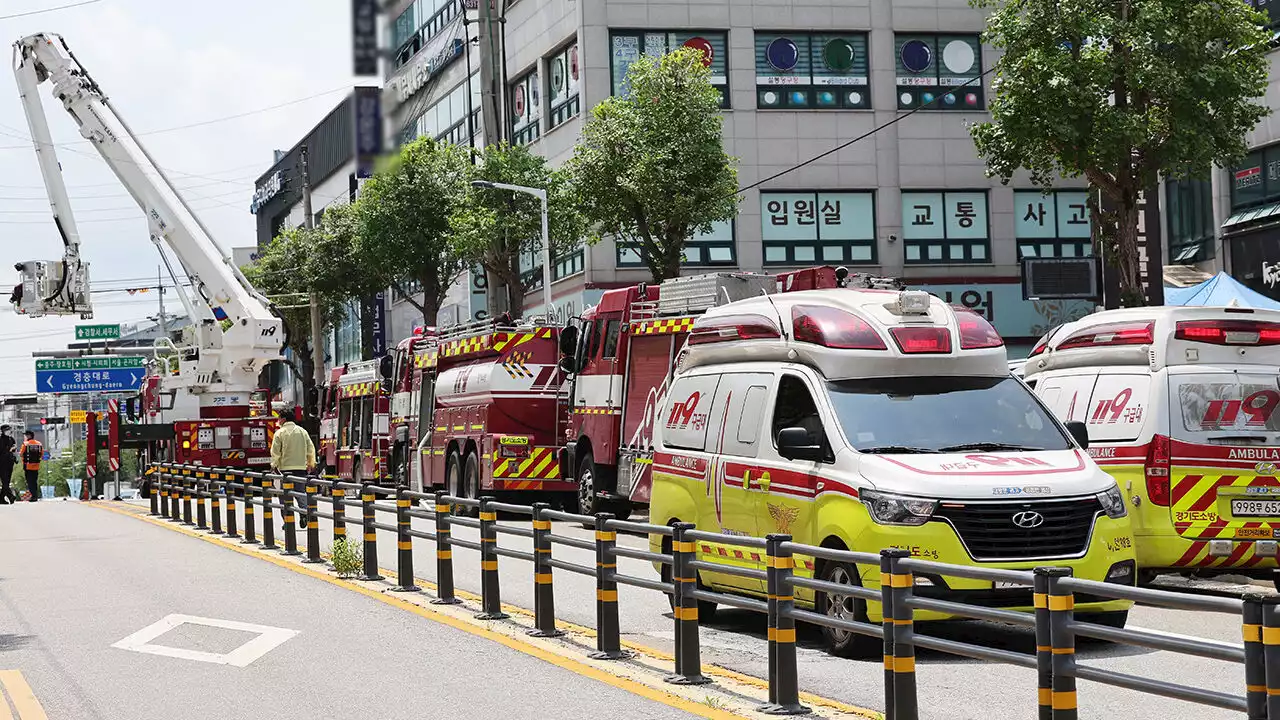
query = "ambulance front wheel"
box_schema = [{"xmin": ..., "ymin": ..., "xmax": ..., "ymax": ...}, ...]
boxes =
[{"xmin": 814, "ymin": 560, "xmax": 878, "ymax": 659}]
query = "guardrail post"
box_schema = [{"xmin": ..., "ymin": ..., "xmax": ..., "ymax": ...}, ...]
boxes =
[
  {"xmin": 1045, "ymin": 568, "xmax": 1076, "ymax": 720},
  {"xmin": 590, "ymin": 512, "xmax": 626, "ymax": 659},
  {"xmin": 880, "ymin": 549, "xmax": 913, "ymax": 720},
  {"xmin": 390, "ymin": 487, "xmax": 419, "ymax": 592},
  {"xmin": 332, "ymin": 484, "xmax": 347, "ymax": 546},
  {"xmin": 1244, "ymin": 593, "xmax": 1266, "ymax": 720},
  {"xmin": 665, "ymin": 522, "xmax": 709, "ymax": 685},
  {"xmin": 476, "ymin": 496, "xmax": 508, "ymax": 619},
  {"xmin": 224, "ymin": 473, "xmax": 239, "ymax": 539},
  {"xmin": 1034, "ymin": 569, "xmax": 1054, "ymax": 720},
  {"xmin": 302, "ymin": 482, "xmax": 323, "ymax": 564},
  {"xmin": 169, "ymin": 472, "xmax": 183, "ymax": 521},
  {"xmin": 149, "ymin": 473, "xmax": 160, "ymax": 515},
  {"xmin": 261, "ymin": 477, "xmax": 278, "ymax": 551},
  {"xmin": 359, "ymin": 483, "xmax": 383, "ymax": 581},
  {"xmin": 528, "ymin": 503, "xmax": 562, "ymax": 637},
  {"xmin": 759, "ymin": 535, "xmax": 807, "ymax": 715},
  {"xmin": 1263, "ymin": 596, "xmax": 1280, "ymax": 720},
  {"xmin": 195, "ymin": 476, "xmax": 207, "ymax": 530},
  {"xmin": 432, "ymin": 491, "xmax": 461, "ymax": 605},
  {"xmin": 241, "ymin": 473, "xmax": 258, "ymax": 545},
  {"xmin": 157, "ymin": 474, "xmax": 169, "ymax": 517},
  {"xmin": 181, "ymin": 475, "xmax": 194, "ymax": 525},
  {"xmin": 209, "ymin": 480, "xmax": 223, "ymax": 535},
  {"xmin": 280, "ymin": 475, "xmax": 300, "ymax": 556}
]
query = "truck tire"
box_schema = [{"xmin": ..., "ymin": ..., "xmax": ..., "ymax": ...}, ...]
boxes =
[
  {"xmin": 608, "ymin": 501, "xmax": 633, "ymax": 523},
  {"xmin": 814, "ymin": 560, "xmax": 878, "ymax": 659},
  {"xmin": 576, "ymin": 450, "xmax": 604, "ymax": 518},
  {"xmin": 445, "ymin": 450, "xmax": 465, "ymax": 514},
  {"xmin": 463, "ymin": 452, "xmax": 481, "ymax": 517}
]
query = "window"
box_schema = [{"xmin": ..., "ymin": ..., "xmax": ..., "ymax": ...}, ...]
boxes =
[
  {"xmin": 616, "ymin": 221, "xmax": 736, "ymax": 268},
  {"xmin": 901, "ymin": 191, "xmax": 990, "ymax": 263},
  {"xmin": 1165, "ymin": 176, "xmax": 1215, "ymax": 264},
  {"xmin": 511, "ymin": 69, "xmax": 541, "ymax": 146},
  {"xmin": 360, "ymin": 398, "xmax": 374, "ymax": 450},
  {"xmin": 1246, "ymin": 0, "xmax": 1280, "ymax": 30},
  {"xmin": 610, "ymin": 30, "xmax": 729, "ymax": 108},
  {"xmin": 586, "ymin": 319, "xmax": 603, "ymax": 361},
  {"xmin": 602, "ymin": 320, "xmax": 622, "ymax": 359},
  {"xmin": 391, "ymin": 0, "xmax": 464, "ymax": 71},
  {"xmin": 401, "ymin": 74, "xmax": 480, "ymax": 147},
  {"xmin": 1173, "ymin": 373, "xmax": 1280, "ymax": 443},
  {"xmin": 1228, "ymin": 145, "xmax": 1280, "ymax": 211},
  {"xmin": 737, "ymin": 386, "xmax": 768, "ymax": 445},
  {"xmin": 547, "ymin": 41, "xmax": 581, "ymax": 129},
  {"xmin": 761, "ymin": 191, "xmax": 875, "ymax": 266},
  {"xmin": 1014, "ymin": 190, "xmax": 1093, "ymax": 260},
  {"xmin": 417, "ymin": 375, "xmax": 435, "ymax": 433},
  {"xmin": 754, "ymin": 32, "xmax": 869, "ymax": 110},
  {"xmin": 339, "ymin": 398, "xmax": 353, "ymax": 447},
  {"xmin": 771, "ymin": 375, "xmax": 830, "ymax": 457},
  {"xmin": 894, "ymin": 34, "xmax": 983, "ymax": 110},
  {"xmin": 391, "ymin": 4, "xmax": 418, "ymax": 54},
  {"xmin": 553, "ymin": 247, "xmax": 584, "ymax": 281}
]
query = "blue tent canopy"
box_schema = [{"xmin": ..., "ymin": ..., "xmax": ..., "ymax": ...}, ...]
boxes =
[{"xmin": 1164, "ymin": 272, "xmax": 1280, "ymax": 310}]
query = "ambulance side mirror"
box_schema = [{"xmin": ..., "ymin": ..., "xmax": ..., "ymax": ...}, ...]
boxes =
[
  {"xmin": 559, "ymin": 356, "xmax": 577, "ymax": 375},
  {"xmin": 559, "ymin": 326, "xmax": 579, "ymax": 357},
  {"xmin": 1065, "ymin": 421, "xmax": 1090, "ymax": 450},
  {"xmin": 777, "ymin": 427, "xmax": 824, "ymax": 462},
  {"xmin": 379, "ymin": 355, "xmax": 393, "ymax": 380}
]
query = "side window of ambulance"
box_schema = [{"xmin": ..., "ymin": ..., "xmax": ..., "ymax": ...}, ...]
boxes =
[
  {"xmin": 771, "ymin": 374, "xmax": 832, "ymax": 460},
  {"xmin": 704, "ymin": 374, "xmax": 772, "ymax": 458},
  {"xmin": 1085, "ymin": 374, "xmax": 1151, "ymax": 443},
  {"xmin": 737, "ymin": 386, "xmax": 768, "ymax": 444},
  {"xmin": 662, "ymin": 374, "xmax": 722, "ymax": 452},
  {"xmin": 1035, "ymin": 373, "xmax": 1097, "ymax": 424},
  {"xmin": 602, "ymin": 320, "xmax": 622, "ymax": 359}
]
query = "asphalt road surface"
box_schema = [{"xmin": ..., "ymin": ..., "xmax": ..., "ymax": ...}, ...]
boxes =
[
  {"xmin": 0, "ymin": 500, "xmax": 703, "ymax": 720},
  {"xmin": 224, "ymin": 490, "xmax": 1257, "ymax": 720}
]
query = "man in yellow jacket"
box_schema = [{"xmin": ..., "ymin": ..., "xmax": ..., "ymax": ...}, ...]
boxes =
[{"xmin": 270, "ymin": 406, "xmax": 315, "ymax": 477}]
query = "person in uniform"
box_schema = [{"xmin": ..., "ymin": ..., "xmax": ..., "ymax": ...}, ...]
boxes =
[
  {"xmin": 20, "ymin": 430, "xmax": 42, "ymax": 502},
  {"xmin": 0, "ymin": 425, "xmax": 16, "ymax": 504}
]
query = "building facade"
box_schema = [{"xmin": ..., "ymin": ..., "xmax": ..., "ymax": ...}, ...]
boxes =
[{"xmin": 384, "ymin": 0, "xmax": 1105, "ymax": 349}]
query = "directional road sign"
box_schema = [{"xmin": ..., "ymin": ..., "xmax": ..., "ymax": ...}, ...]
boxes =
[
  {"xmin": 76, "ymin": 324, "xmax": 121, "ymax": 340},
  {"xmin": 35, "ymin": 357, "xmax": 145, "ymax": 394}
]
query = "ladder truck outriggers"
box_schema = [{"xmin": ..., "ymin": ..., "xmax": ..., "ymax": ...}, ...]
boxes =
[{"xmin": 9, "ymin": 33, "xmax": 284, "ymax": 468}]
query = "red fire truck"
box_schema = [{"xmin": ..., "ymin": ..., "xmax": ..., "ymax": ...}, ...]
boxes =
[{"xmin": 131, "ymin": 370, "xmax": 277, "ymax": 467}]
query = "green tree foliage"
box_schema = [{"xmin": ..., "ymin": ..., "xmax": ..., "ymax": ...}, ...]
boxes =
[
  {"xmin": 357, "ymin": 137, "xmax": 470, "ymax": 325},
  {"xmin": 451, "ymin": 143, "xmax": 586, "ymax": 318},
  {"xmin": 565, "ymin": 47, "xmax": 738, "ymax": 282},
  {"xmin": 970, "ymin": 0, "xmax": 1271, "ymax": 305}
]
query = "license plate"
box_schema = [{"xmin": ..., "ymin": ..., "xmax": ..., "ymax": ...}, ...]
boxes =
[{"xmin": 1231, "ymin": 499, "xmax": 1280, "ymax": 517}]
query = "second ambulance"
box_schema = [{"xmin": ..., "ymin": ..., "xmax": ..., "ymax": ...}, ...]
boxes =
[{"xmin": 649, "ymin": 280, "xmax": 1135, "ymax": 657}]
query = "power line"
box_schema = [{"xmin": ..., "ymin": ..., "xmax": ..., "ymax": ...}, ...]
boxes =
[{"xmin": 0, "ymin": 0, "xmax": 102, "ymax": 21}]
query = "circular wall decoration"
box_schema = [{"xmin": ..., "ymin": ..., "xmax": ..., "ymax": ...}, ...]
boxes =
[
  {"xmin": 922, "ymin": 92, "xmax": 935, "ymax": 106},
  {"xmin": 762, "ymin": 90, "xmax": 779, "ymax": 106},
  {"xmin": 817, "ymin": 91, "xmax": 836, "ymax": 106},
  {"xmin": 790, "ymin": 91, "xmax": 806, "ymax": 105},
  {"xmin": 823, "ymin": 38, "xmax": 856, "ymax": 72},
  {"xmin": 943, "ymin": 93, "xmax": 957, "ymax": 105},
  {"xmin": 683, "ymin": 37, "xmax": 714, "ymax": 67},
  {"xmin": 570, "ymin": 45, "xmax": 580, "ymax": 82},
  {"xmin": 513, "ymin": 85, "xmax": 526, "ymax": 120},
  {"xmin": 551, "ymin": 59, "xmax": 565, "ymax": 93},
  {"xmin": 766, "ymin": 37, "xmax": 799, "ymax": 71},
  {"xmin": 900, "ymin": 92, "xmax": 914, "ymax": 106},
  {"xmin": 965, "ymin": 93, "xmax": 979, "ymax": 106},
  {"xmin": 942, "ymin": 40, "xmax": 976, "ymax": 74},
  {"xmin": 900, "ymin": 39, "xmax": 932, "ymax": 74},
  {"xmin": 848, "ymin": 91, "xmax": 863, "ymax": 105}
]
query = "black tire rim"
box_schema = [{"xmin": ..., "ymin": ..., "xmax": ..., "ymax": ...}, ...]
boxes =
[
  {"xmin": 466, "ymin": 457, "xmax": 480, "ymax": 502},
  {"xmin": 825, "ymin": 564, "xmax": 857, "ymax": 645},
  {"xmin": 578, "ymin": 464, "xmax": 593, "ymax": 515}
]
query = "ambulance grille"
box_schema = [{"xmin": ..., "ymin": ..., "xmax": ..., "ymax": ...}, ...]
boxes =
[{"xmin": 931, "ymin": 497, "xmax": 1102, "ymax": 561}]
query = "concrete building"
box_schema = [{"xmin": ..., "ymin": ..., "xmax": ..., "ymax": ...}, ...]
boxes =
[{"xmin": 384, "ymin": 0, "xmax": 1101, "ymax": 350}]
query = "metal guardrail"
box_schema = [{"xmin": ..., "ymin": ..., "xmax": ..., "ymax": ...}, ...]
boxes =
[{"xmin": 149, "ymin": 463, "xmax": 1274, "ymax": 719}]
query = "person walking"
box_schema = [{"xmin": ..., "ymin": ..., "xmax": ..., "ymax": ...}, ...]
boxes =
[
  {"xmin": 270, "ymin": 406, "xmax": 316, "ymax": 478},
  {"xmin": 0, "ymin": 425, "xmax": 16, "ymax": 504},
  {"xmin": 20, "ymin": 431, "xmax": 42, "ymax": 502}
]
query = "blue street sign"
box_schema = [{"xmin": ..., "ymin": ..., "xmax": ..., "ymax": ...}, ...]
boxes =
[{"xmin": 36, "ymin": 367, "xmax": 143, "ymax": 394}]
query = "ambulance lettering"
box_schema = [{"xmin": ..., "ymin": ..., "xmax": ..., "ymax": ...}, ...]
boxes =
[
  {"xmin": 1089, "ymin": 447, "xmax": 1117, "ymax": 459},
  {"xmin": 666, "ymin": 391, "xmax": 707, "ymax": 431},
  {"xmin": 1200, "ymin": 390, "xmax": 1279, "ymax": 429},
  {"xmin": 1090, "ymin": 387, "xmax": 1144, "ymax": 426},
  {"xmin": 1229, "ymin": 448, "xmax": 1280, "ymax": 461}
]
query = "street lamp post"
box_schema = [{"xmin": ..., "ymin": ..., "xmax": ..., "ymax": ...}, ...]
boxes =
[{"xmin": 471, "ymin": 180, "xmax": 552, "ymax": 319}]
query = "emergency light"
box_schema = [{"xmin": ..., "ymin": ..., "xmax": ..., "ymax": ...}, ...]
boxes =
[
  {"xmin": 688, "ymin": 314, "xmax": 782, "ymax": 345},
  {"xmin": 890, "ymin": 326, "xmax": 952, "ymax": 354},
  {"xmin": 791, "ymin": 305, "xmax": 887, "ymax": 350},
  {"xmin": 1173, "ymin": 319, "xmax": 1280, "ymax": 347},
  {"xmin": 954, "ymin": 308, "xmax": 1004, "ymax": 350},
  {"xmin": 1056, "ymin": 321, "xmax": 1154, "ymax": 350},
  {"xmin": 896, "ymin": 290, "xmax": 932, "ymax": 315}
]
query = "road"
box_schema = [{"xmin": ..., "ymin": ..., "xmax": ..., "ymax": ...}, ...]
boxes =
[
  {"xmin": 0, "ymin": 500, "xmax": 708, "ymax": 720},
  {"xmin": 220, "ymin": 489, "xmax": 1257, "ymax": 720}
]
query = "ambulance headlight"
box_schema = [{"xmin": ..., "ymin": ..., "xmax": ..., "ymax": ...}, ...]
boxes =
[
  {"xmin": 862, "ymin": 490, "xmax": 937, "ymax": 526},
  {"xmin": 1096, "ymin": 484, "xmax": 1128, "ymax": 519}
]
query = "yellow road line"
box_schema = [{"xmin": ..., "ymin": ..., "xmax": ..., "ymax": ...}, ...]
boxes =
[
  {"xmin": 0, "ymin": 671, "xmax": 47, "ymax": 720},
  {"xmin": 92, "ymin": 504, "xmax": 750, "ymax": 720}
]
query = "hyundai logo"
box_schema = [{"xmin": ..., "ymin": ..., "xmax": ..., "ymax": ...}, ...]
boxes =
[{"xmin": 1012, "ymin": 511, "xmax": 1046, "ymax": 529}]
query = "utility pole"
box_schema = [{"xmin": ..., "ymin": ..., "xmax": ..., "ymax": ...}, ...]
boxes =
[
  {"xmin": 476, "ymin": 0, "xmax": 506, "ymax": 318},
  {"xmin": 301, "ymin": 145, "xmax": 325, "ymax": 418}
]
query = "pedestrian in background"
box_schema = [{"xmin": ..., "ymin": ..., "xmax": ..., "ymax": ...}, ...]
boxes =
[
  {"xmin": 271, "ymin": 405, "xmax": 316, "ymax": 480},
  {"xmin": 20, "ymin": 431, "xmax": 41, "ymax": 502},
  {"xmin": 0, "ymin": 425, "xmax": 16, "ymax": 504}
]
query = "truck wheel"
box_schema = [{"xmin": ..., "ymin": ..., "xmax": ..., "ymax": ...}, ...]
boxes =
[
  {"xmin": 608, "ymin": 501, "xmax": 633, "ymax": 523},
  {"xmin": 463, "ymin": 452, "xmax": 481, "ymax": 517},
  {"xmin": 576, "ymin": 451, "xmax": 604, "ymax": 518},
  {"xmin": 445, "ymin": 450, "xmax": 465, "ymax": 514},
  {"xmin": 814, "ymin": 560, "xmax": 878, "ymax": 659}
]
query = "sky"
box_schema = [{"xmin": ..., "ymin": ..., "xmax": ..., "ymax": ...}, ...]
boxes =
[{"xmin": 0, "ymin": 0, "xmax": 359, "ymax": 396}]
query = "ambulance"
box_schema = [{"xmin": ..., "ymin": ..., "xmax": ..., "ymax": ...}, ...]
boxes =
[
  {"xmin": 649, "ymin": 285, "xmax": 1136, "ymax": 657},
  {"xmin": 1023, "ymin": 306, "xmax": 1280, "ymax": 587}
]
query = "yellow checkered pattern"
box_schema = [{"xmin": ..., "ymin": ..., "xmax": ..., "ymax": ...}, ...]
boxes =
[
  {"xmin": 630, "ymin": 317, "xmax": 695, "ymax": 335},
  {"xmin": 341, "ymin": 381, "xmax": 379, "ymax": 398},
  {"xmin": 414, "ymin": 350, "xmax": 439, "ymax": 369},
  {"xmin": 442, "ymin": 327, "xmax": 553, "ymax": 358},
  {"xmin": 573, "ymin": 407, "xmax": 621, "ymax": 415}
]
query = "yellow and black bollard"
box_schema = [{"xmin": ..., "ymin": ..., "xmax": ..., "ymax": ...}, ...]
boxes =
[
  {"xmin": 149, "ymin": 472, "xmax": 160, "ymax": 515},
  {"xmin": 476, "ymin": 496, "xmax": 508, "ymax": 619},
  {"xmin": 1244, "ymin": 593, "xmax": 1266, "ymax": 720},
  {"xmin": 209, "ymin": 480, "xmax": 223, "ymax": 536},
  {"xmin": 591, "ymin": 512, "xmax": 626, "ymax": 659},
  {"xmin": 181, "ymin": 475, "xmax": 194, "ymax": 525},
  {"xmin": 390, "ymin": 487, "xmax": 419, "ymax": 592},
  {"xmin": 760, "ymin": 535, "xmax": 807, "ymax": 715},
  {"xmin": 332, "ymin": 485, "xmax": 347, "ymax": 545},
  {"xmin": 157, "ymin": 474, "xmax": 169, "ymax": 517},
  {"xmin": 881, "ymin": 548, "xmax": 914, "ymax": 720},
  {"xmin": 1033, "ymin": 569, "xmax": 1054, "ymax": 720},
  {"xmin": 302, "ymin": 483, "xmax": 324, "ymax": 564},
  {"xmin": 665, "ymin": 522, "xmax": 710, "ymax": 685},
  {"xmin": 195, "ymin": 476, "xmax": 207, "ymax": 530},
  {"xmin": 260, "ymin": 476, "xmax": 278, "ymax": 551},
  {"xmin": 224, "ymin": 473, "xmax": 239, "ymax": 539},
  {"xmin": 359, "ymin": 483, "xmax": 383, "ymax": 581},
  {"xmin": 169, "ymin": 471, "xmax": 184, "ymax": 522},
  {"xmin": 1045, "ymin": 568, "xmax": 1077, "ymax": 720},
  {"xmin": 528, "ymin": 502, "xmax": 562, "ymax": 637},
  {"xmin": 241, "ymin": 473, "xmax": 258, "ymax": 545},
  {"xmin": 280, "ymin": 475, "xmax": 300, "ymax": 556},
  {"xmin": 1263, "ymin": 596, "xmax": 1280, "ymax": 719},
  {"xmin": 432, "ymin": 490, "xmax": 461, "ymax": 605}
]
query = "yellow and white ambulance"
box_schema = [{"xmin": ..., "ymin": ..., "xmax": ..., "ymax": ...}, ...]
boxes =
[
  {"xmin": 648, "ymin": 284, "xmax": 1135, "ymax": 657},
  {"xmin": 1024, "ymin": 306, "xmax": 1280, "ymax": 587}
]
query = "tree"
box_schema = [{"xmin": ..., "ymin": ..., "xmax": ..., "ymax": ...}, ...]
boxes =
[
  {"xmin": 357, "ymin": 137, "xmax": 470, "ymax": 326},
  {"xmin": 451, "ymin": 143, "xmax": 586, "ymax": 319},
  {"xmin": 970, "ymin": 0, "xmax": 1271, "ymax": 305},
  {"xmin": 564, "ymin": 47, "xmax": 738, "ymax": 282}
]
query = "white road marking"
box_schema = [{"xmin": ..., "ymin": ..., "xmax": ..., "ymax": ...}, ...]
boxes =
[{"xmin": 112, "ymin": 614, "xmax": 298, "ymax": 667}]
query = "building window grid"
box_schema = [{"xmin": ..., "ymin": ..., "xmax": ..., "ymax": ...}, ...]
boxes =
[
  {"xmin": 547, "ymin": 41, "xmax": 581, "ymax": 130},
  {"xmin": 511, "ymin": 69, "xmax": 542, "ymax": 146},
  {"xmin": 761, "ymin": 191, "xmax": 877, "ymax": 266},
  {"xmin": 754, "ymin": 32, "xmax": 871, "ymax": 110},
  {"xmin": 902, "ymin": 190, "xmax": 991, "ymax": 264},
  {"xmin": 609, "ymin": 30, "xmax": 731, "ymax": 109},
  {"xmin": 894, "ymin": 33, "xmax": 984, "ymax": 111},
  {"xmin": 1013, "ymin": 189, "xmax": 1094, "ymax": 260},
  {"xmin": 1230, "ymin": 144, "xmax": 1280, "ymax": 212},
  {"xmin": 398, "ymin": 75, "xmax": 477, "ymax": 146},
  {"xmin": 392, "ymin": 0, "xmax": 463, "ymax": 71},
  {"xmin": 1166, "ymin": 177, "xmax": 1216, "ymax": 264},
  {"xmin": 616, "ymin": 221, "xmax": 737, "ymax": 268}
]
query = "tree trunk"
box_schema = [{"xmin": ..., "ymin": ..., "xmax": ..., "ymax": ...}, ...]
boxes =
[
  {"xmin": 505, "ymin": 253, "xmax": 525, "ymax": 319},
  {"xmin": 360, "ymin": 295, "xmax": 376, "ymax": 360},
  {"xmin": 1114, "ymin": 193, "xmax": 1145, "ymax": 307}
]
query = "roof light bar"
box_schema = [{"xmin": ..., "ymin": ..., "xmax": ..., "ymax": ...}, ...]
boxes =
[
  {"xmin": 791, "ymin": 305, "xmax": 887, "ymax": 350},
  {"xmin": 688, "ymin": 313, "xmax": 782, "ymax": 345},
  {"xmin": 890, "ymin": 326, "xmax": 952, "ymax": 354},
  {"xmin": 1056, "ymin": 321, "xmax": 1154, "ymax": 351},
  {"xmin": 953, "ymin": 307, "xmax": 1004, "ymax": 350},
  {"xmin": 1174, "ymin": 319, "xmax": 1280, "ymax": 347}
]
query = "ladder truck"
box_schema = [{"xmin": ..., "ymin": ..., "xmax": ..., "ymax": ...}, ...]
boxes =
[{"xmin": 9, "ymin": 33, "xmax": 284, "ymax": 467}]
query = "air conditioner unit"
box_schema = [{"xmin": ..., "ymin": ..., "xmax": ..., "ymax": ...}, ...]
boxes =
[{"xmin": 1022, "ymin": 258, "xmax": 1099, "ymax": 300}]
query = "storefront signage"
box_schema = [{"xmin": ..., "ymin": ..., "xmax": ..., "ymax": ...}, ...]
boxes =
[
  {"xmin": 387, "ymin": 21, "xmax": 466, "ymax": 110},
  {"xmin": 250, "ymin": 171, "xmax": 283, "ymax": 215},
  {"xmin": 372, "ymin": 291, "xmax": 387, "ymax": 357},
  {"xmin": 354, "ymin": 86, "xmax": 382, "ymax": 179},
  {"xmin": 351, "ymin": 0, "xmax": 379, "ymax": 76},
  {"xmin": 1265, "ymin": 261, "xmax": 1280, "ymax": 289},
  {"xmin": 911, "ymin": 281, "xmax": 1094, "ymax": 339}
]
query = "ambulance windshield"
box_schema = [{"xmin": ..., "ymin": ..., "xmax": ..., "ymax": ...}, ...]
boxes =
[{"xmin": 827, "ymin": 376, "xmax": 1072, "ymax": 454}]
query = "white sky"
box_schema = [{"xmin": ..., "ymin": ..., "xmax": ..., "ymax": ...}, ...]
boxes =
[{"xmin": 0, "ymin": 0, "xmax": 359, "ymax": 396}]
